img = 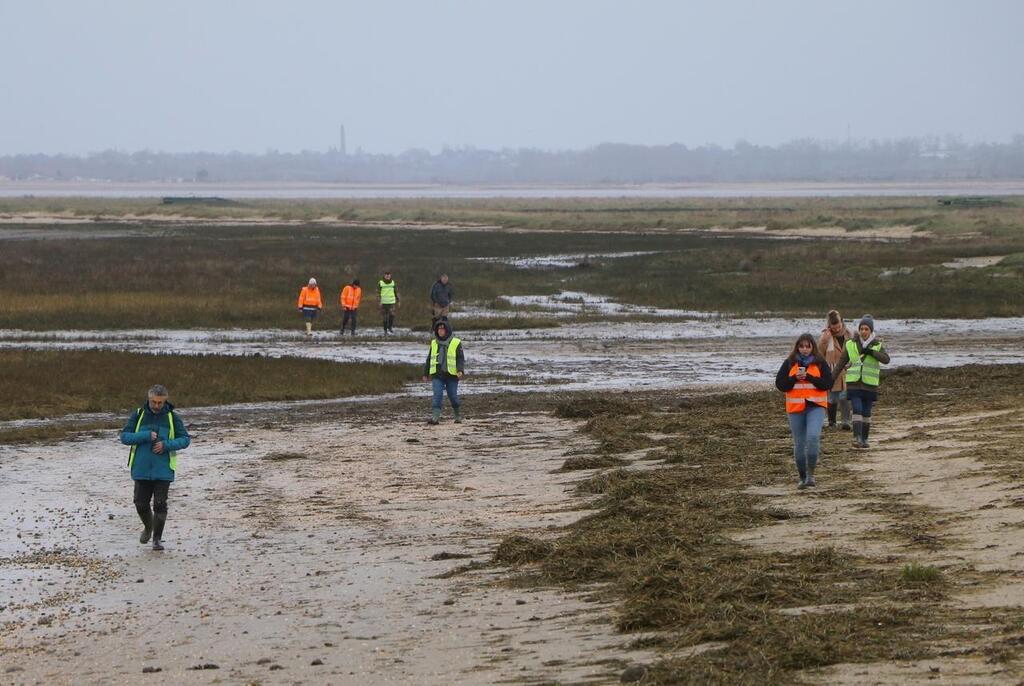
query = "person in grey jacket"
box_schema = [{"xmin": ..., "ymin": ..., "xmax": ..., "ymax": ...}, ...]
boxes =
[
  {"xmin": 430, "ymin": 274, "xmax": 454, "ymax": 325},
  {"xmin": 119, "ymin": 384, "xmax": 191, "ymax": 551}
]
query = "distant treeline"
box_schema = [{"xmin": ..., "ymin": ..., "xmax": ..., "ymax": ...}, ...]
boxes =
[{"xmin": 3, "ymin": 136, "xmax": 1024, "ymax": 183}]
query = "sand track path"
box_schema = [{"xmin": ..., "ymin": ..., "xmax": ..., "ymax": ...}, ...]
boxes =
[
  {"xmin": 734, "ymin": 406, "xmax": 1024, "ymax": 683},
  {"xmin": 0, "ymin": 411, "xmax": 654, "ymax": 685}
]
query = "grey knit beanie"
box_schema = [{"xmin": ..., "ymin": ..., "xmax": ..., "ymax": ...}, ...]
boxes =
[{"xmin": 858, "ymin": 314, "xmax": 875, "ymax": 332}]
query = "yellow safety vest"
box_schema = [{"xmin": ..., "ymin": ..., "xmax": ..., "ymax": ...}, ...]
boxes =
[
  {"xmin": 379, "ymin": 280, "xmax": 397, "ymax": 305},
  {"xmin": 429, "ymin": 337, "xmax": 462, "ymax": 376},
  {"xmin": 845, "ymin": 339, "xmax": 882, "ymax": 386},
  {"xmin": 128, "ymin": 408, "xmax": 178, "ymax": 472}
]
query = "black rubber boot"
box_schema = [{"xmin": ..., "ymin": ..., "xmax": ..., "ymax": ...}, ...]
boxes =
[
  {"xmin": 862, "ymin": 422, "xmax": 871, "ymax": 448},
  {"xmin": 136, "ymin": 506, "xmax": 153, "ymax": 544},
  {"xmin": 827, "ymin": 404, "xmax": 837, "ymax": 427},
  {"xmin": 152, "ymin": 512, "xmax": 167, "ymax": 550}
]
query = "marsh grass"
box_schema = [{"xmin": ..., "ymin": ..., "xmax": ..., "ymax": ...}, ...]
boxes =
[
  {"xmin": 2, "ymin": 197, "xmax": 1023, "ymax": 330},
  {"xmin": 0, "ymin": 420, "xmax": 118, "ymax": 445},
  {"xmin": 900, "ymin": 563, "xmax": 944, "ymax": 587},
  {"xmin": 0, "ymin": 349, "xmax": 419, "ymax": 420}
]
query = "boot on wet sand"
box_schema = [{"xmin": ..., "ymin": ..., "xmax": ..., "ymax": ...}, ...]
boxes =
[
  {"xmin": 427, "ymin": 408, "xmax": 441, "ymax": 425},
  {"xmin": 152, "ymin": 512, "xmax": 166, "ymax": 551},
  {"xmin": 861, "ymin": 423, "xmax": 871, "ymax": 449},
  {"xmin": 453, "ymin": 406, "xmax": 462, "ymax": 424},
  {"xmin": 852, "ymin": 422, "xmax": 864, "ymax": 449},
  {"xmin": 137, "ymin": 509, "xmax": 153, "ymax": 544},
  {"xmin": 805, "ymin": 468, "xmax": 816, "ymax": 488}
]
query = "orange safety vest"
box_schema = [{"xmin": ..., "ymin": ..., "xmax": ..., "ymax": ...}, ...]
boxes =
[
  {"xmin": 297, "ymin": 286, "xmax": 323, "ymax": 308},
  {"xmin": 340, "ymin": 285, "xmax": 362, "ymax": 309},
  {"xmin": 785, "ymin": 362, "xmax": 829, "ymax": 414}
]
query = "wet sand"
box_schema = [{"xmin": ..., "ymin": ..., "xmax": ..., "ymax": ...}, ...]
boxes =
[{"xmin": 0, "ymin": 412, "xmax": 656, "ymax": 684}]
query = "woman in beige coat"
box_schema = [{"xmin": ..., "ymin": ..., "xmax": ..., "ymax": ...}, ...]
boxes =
[{"xmin": 818, "ymin": 310, "xmax": 853, "ymax": 429}]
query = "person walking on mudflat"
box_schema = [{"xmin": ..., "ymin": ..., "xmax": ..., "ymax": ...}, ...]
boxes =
[
  {"xmin": 422, "ymin": 320, "xmax": 465, "ymax": 425},
  {"xmin": 819, "ymin": 310, "xmax": 853, "ymax": 430},
  {"xmin": 119, "ymin": 385, "xmax": 191, "ymax": 551},
  {"xmin": 835, "ymin": 315, "xmax": 891, "ymax": 449},
  {"xmin": 379, "ymin": 271, "xmax": 400, "ymax": 336},
  {"xmin": 775, "ymin": 334, "xmax": 833, "ymax": 489},
  {"xmin": 339, "ymin": 278, "xmax": 362, "ymax": 335},
  {"xmin": 430, "ymin": 273, "xmax": 454, "ymax": 325},
  {"xmin": 297, "ymin": 277, "xmax": 323, "ymax": 337}
]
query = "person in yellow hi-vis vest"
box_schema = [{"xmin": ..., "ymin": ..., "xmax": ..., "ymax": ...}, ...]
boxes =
[
  {"xmin": 379, "ymin": 270, "xmax": 400, "ymax": 336},
  {"xmin": 775, "ymin": 334, "xmax": 832, "ymax": 489},
  {"xmin": 835, "ymin": 315, "xmax": 891, "ymax": 449},
  {"xmin": 421, "ymin": 320, "xmax": 465, "ymax": 425},
  {"xmin": 119, "ymin": 384, "xmax": 191, "ymax": 551}
]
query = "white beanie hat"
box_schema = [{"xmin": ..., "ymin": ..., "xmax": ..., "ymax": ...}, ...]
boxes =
[{"xmin": 308, "ymin": 278, "xmax": 317, "ymax": 286}]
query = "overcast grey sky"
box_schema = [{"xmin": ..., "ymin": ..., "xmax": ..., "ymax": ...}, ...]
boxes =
[{"xmin": 1, "ymin": 0, "xmax": 1021, "ymax": 155}]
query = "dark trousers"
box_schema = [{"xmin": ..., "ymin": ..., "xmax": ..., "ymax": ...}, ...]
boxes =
[
  {"xmin": 381, "ymin": 304, "xmax": 396, "ymax": 332},
  {"xmin": 134, "ymin": 480, "xmax": 170, "ymax": 539},
  {"xmin": 341, "ymin": 308, "xmax": 357, "ymax": 334}
]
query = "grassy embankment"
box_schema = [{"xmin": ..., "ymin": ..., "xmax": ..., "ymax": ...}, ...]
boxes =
[
  {"xmin": 0, "ymin": 349, "xmax": 418, "ymax": 443},
  {"xmin": 490, "ymin": 364, "xmax": 1024, "ymax": 682},
  {"xmin": 0, "ymin": 197, "xmax": 1022, "ymax": 330}
]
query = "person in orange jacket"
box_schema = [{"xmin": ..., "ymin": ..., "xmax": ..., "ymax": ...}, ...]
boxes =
[
  {"xmin": 775, "ymin": 333, "xmax": 833, "ymax": 489},
  {"xmin": 296, "ymin": 277, "xmax": 323, "ymax": 336},
  {"xmin": 339, "ymin": 278, "xmax": 362, "ymax": 335}
]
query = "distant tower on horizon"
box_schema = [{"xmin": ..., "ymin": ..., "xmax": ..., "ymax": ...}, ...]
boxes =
[{"xmin": 339, "ymin": 124, "xmax": 347, "ymax": 156}]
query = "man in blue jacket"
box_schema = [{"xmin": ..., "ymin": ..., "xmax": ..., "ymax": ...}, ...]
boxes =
[{"xmin": 120, "ymin": 384, "xmax": 191, "ymax": 551}]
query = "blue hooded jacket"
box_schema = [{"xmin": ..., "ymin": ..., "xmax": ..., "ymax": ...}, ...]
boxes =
[{"xmin": 120, "ymin": 400, "xmax": 191, "ymax": 481}]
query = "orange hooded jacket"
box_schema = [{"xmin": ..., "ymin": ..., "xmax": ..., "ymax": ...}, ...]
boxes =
[
  {"xmin": 297, "ymin": 286, "xmax": 323, "ymax": 308},
  {"xmin": 340, "ymin": 284, "xmax": 362, "ymax": 309}
]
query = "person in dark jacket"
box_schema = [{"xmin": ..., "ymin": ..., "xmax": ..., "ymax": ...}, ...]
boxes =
[
  {"xmin": 119, "ymin": 384, "xmax": 191, "ymax": 550},
  {"xmin": 430, "ymin": 273, "xmax": 454, "ymax": 325},
  {"xmin": 834, "ymin": 314, "xmax": 891, "ymax": 449},
  {"xmin": 422, "ymin": 319, "xmax": 465, "ymax": 425},
  {"xmin": 775, "ymin": 334, "xmax": 833, "ymax": 489}
]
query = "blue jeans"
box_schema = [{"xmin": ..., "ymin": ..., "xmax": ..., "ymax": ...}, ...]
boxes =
[
  {"xmin": 847, "ymin": 389, "xmax": 876, "ymax": 419},
  {"xmin": 787, "ymin": 404, "xmax": 825, "ymax": 480},
  {"xmin": 432, "ymin": 376, "xmax": 460, "ymax": 410}
]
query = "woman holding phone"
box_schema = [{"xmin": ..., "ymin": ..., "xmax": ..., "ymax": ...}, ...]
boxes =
[{"xmin": 775, "ymin": 333, "xmax": 833, "ymax": 488}]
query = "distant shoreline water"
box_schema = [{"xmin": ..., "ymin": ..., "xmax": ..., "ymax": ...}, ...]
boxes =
[{"xmin": 2, "ymin": 180, "xmax": 1024, "ymax": 199}]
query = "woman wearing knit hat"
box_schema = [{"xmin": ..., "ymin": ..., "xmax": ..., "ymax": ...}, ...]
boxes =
[
  {"xmin": 296, "ymin": 277, "xmax": 323, "ymax": 337},
  {"xmin": 835, "ymin": 315, "xmax": 891, "ymax": 448}
]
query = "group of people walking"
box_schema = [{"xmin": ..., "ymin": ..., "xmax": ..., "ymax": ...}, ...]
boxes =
[
  {"xmin": 296, "ymin": 272, "xmax": 456, "ymax": 338},
  {"xmin": 119, "ymin": 300, "xmax": 888, "ymax": 552},
  {"xmin": 297, "ymin": 270, "xmax": 464, "ymax": 424},
  {"xmin": 297, "ymin": 271, "xmax": 414, "ymax": 337},
  {"xmin": 776, "ymin": 311, "xmax": 890, "ymax": 489}
]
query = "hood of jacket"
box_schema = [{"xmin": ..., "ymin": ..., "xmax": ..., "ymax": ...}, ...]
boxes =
[{"xmin": 433, "ymin": 319, "xmax": 453, "ymax": 340}]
